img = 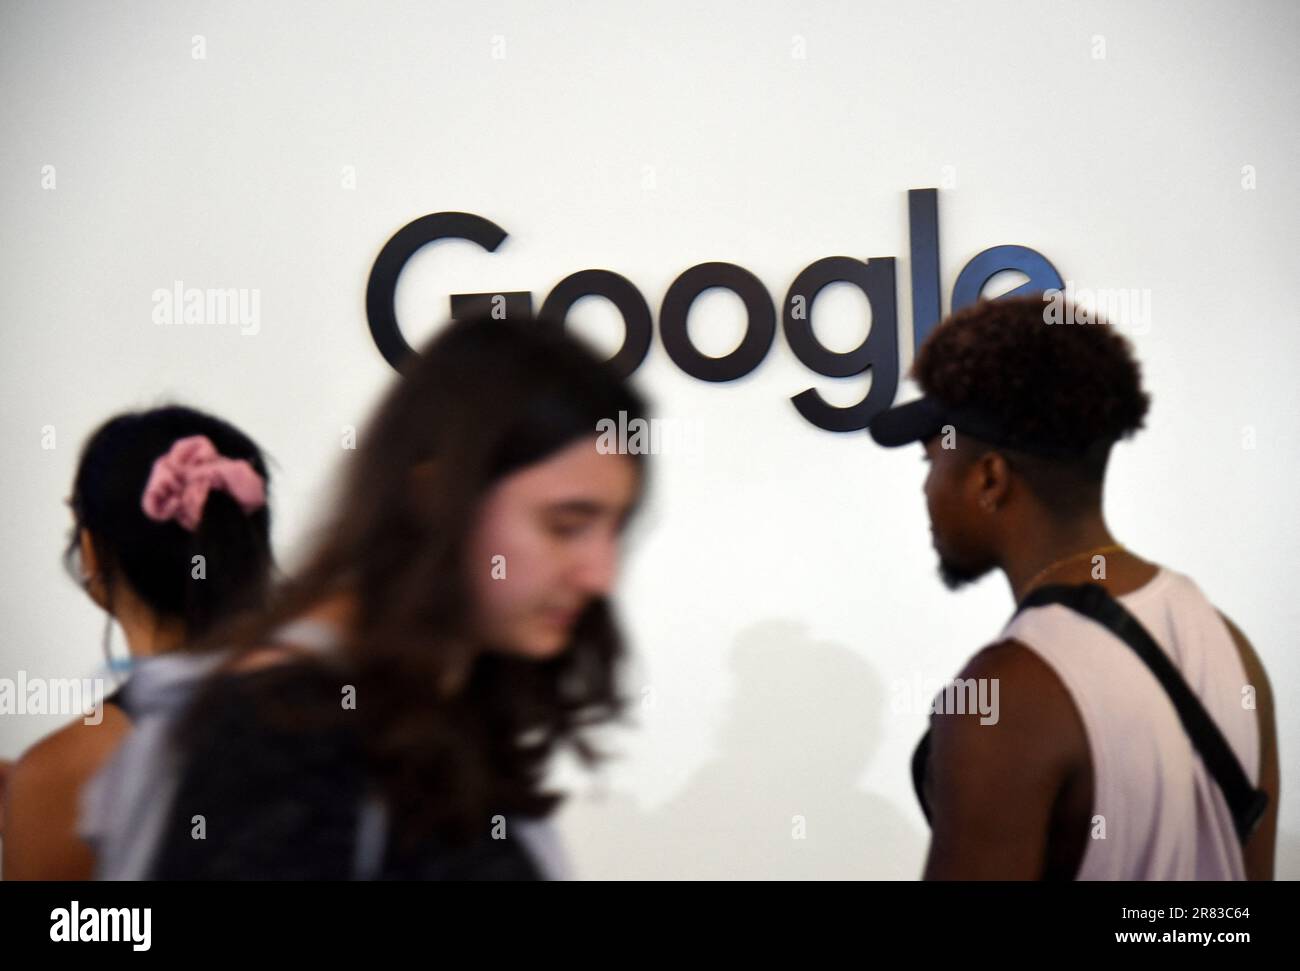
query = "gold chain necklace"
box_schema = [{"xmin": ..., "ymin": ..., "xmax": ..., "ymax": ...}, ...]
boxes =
[{"xmin": 1023, "ymin": 543, "xmax": 1126, "ymax": 593}]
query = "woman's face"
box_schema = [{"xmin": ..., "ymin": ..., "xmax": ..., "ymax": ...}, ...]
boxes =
[{"xmin": 466, "ymin": 436, "xmax": 641, "ymax": 659}]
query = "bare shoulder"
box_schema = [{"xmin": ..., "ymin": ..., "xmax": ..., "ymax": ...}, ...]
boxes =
[
  {"xmin": 1213, "ymin": 608, "xmax": 1276, "ymax": 758},
  {"xmin": 1216, "ymin": 612, "xmax": 1272, "ymax": 702},
  {"xmin": 14, "ymin": 705, "xmax": 133, "ymax": 787},
  {"xmin": 922, "ymin": 639, "xmax": 1088, "ymax": 879},
  {"xmin": 1214, "ymin": 609, "xmax": 1277, "ymax": 880},
  {"xmin": 961, "ymin": 637, "xmax": 1062, "ymax": 683},
  {"xmin": 935, "ymin": 638, "xmax": 1086, "ymax": 768},
  {"xmin": 958, "ymin": 638, "xmax": 1078, "ymax": 720},
  {"xmin": 5, "ymin": 707, "xmax": 131, "ymax": 879}
]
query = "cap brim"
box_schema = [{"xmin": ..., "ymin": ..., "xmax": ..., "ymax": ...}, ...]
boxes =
[{"xmin": 868, "ymin": 396, "xmax": 946, "ymax": 447}]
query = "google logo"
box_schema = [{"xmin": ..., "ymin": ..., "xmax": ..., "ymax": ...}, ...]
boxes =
[{"xmin": 365, "ymin": 189, "xmax": 1063, "ymax": 432}]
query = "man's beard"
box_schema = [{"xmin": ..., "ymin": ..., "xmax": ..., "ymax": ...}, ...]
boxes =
[{"xmin": 937, "ymin": 554, "xmax": 987, "ymax": 591}]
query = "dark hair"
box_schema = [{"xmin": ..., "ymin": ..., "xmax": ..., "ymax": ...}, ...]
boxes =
[
  {"xmin": 913, "ymin": 295, "xmax": 1151, "ymax": 508},
  {"xmin": 66, "ymin": 405, "xmax": 274, "ymax": 644},
  {"xmin": 197, "ymin": 314, "xmax": 649, "ymax": 847}
]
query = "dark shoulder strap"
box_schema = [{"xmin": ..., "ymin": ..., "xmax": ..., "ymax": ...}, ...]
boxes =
[
  {"xmin": 911, "ymin": 730, "xmax": 933, "ymax": 823},
  {"xmin": 1016, "ymin": 582, "xmax": 1268, "ymax": 844},
  {"xmin": 101, "ymin": 685, "xmax": 132, "ymax": 720}
]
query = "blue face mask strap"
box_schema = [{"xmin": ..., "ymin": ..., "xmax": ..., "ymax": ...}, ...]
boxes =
[{"xmin": 101, "ymin": 614, "xmax": 139, "ymax": 680}]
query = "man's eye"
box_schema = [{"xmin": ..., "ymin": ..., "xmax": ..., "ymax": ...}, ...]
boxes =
[{"xmin": 549, "ymin": 520, "xmax": 588, "ymax": 539}]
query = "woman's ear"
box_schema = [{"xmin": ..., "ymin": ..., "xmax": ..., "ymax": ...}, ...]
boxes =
[{"xmin": 78, "ymin": 529, "xmax": 110, "ymax": 612}]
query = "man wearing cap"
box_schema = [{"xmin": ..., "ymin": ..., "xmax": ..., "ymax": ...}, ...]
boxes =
[{"xmin": 869, "ymin": 295, "xmax": 1277, "ymax": 880}]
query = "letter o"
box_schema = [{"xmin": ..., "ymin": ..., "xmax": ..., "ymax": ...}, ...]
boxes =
[
  {"xmin": 539, "ymin": 269, "xmax": 653, "ymax": 378},
  {"xmin": 659, "ymin": 262, "xmax": 776, "ymax": 382}
]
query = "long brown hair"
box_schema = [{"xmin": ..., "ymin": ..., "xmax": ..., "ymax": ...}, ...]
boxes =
[{"xmin": 188, "ymin": 314, "xmax": 649, "ymax": 847}]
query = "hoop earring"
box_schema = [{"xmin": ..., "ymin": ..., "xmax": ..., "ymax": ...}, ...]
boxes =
[{"xmin": 101, "ymin": 614, "xmax": 123, "ymax": 683}]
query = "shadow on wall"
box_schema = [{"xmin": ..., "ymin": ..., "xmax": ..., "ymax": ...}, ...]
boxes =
[{"xmin": 560, "ymin": 618, "xmax": 926, "ymax": 879}]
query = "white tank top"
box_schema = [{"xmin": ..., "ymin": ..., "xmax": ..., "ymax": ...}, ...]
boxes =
[{"xmin": 1001, "ymin": 567, "xmax": 1259, "ymax": 880}]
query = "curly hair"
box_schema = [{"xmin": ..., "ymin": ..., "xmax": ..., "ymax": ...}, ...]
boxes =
[
  {"xmin": 913, "ymin": 294, "xmax": 1151, "ymax": 502},
  {"xmin": 914, "ymin": 295, "xmax": 1150, "ymax": 451}
]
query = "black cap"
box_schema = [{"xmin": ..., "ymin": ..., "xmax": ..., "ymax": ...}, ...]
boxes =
[{"xmin": 868, "ymin": 395, "xmax": 1090, "ymax": 459}]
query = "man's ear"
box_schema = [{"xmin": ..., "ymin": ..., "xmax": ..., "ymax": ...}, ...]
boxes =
[{"xmin": 977, "ymin": 451, "xmax": 1013, "ymax": 508}]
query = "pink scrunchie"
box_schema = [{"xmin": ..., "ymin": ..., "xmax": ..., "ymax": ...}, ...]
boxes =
[{"xmin": 141, "ymin": 434, "xmax": 266, "ymax": 532}]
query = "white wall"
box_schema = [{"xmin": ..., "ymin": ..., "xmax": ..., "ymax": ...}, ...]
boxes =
[{"xmin": 2, "ymin": 0, "xmax": 1296, "ymax": 879}]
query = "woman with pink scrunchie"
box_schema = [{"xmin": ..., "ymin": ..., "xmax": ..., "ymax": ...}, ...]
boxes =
[{"xmin": 2, "ymin": 406, "xmax": 274, "ymax": 879}]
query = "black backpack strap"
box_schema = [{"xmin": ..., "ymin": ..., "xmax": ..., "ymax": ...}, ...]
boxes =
[
  {"xmin": 911, "ymin": 729, "xmax": 933, "ymax": 824},
  {"xmin": 1016, "ymin": 582, "xmax": 1268, "ymax": 844}
]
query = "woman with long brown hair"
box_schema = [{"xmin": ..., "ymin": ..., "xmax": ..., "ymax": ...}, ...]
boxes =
[{"xmin": 131, "ymin": 313, "xmax": 649, "ymax": 879}]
